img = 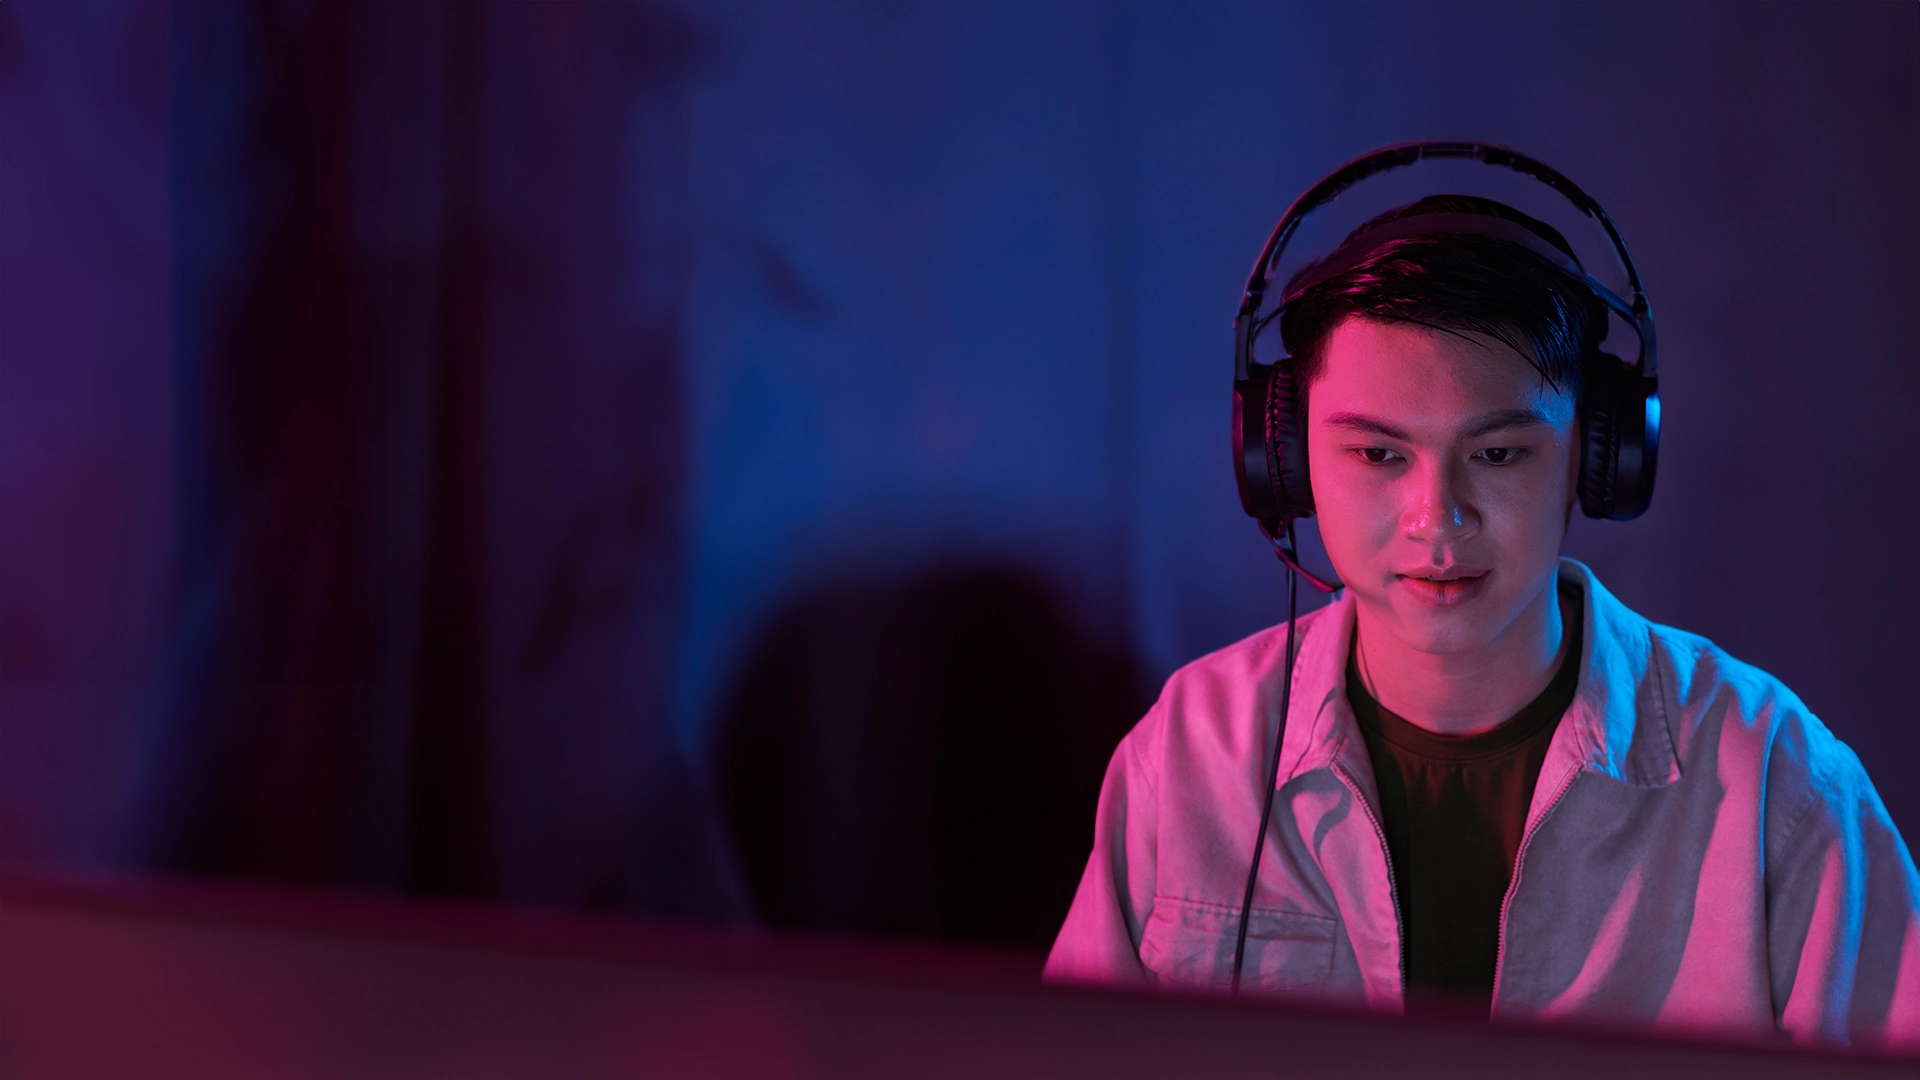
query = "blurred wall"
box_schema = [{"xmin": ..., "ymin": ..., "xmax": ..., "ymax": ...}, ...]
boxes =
[
  {"xmin": 0, "ymin": 1, "xmax": 1913, "ymax": 944},
  {"xmin": 678, "ymin": 0, "xmax": 1920, "ymax": 900}
]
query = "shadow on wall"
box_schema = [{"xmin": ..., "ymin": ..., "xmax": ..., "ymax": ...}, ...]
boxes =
[{"xmin": 715, "ymin": 564, "xmax": 1146, "ymax": 952}]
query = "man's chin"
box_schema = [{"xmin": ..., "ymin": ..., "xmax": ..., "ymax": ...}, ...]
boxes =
[
  {"xmin": 1387, "ymin": 621, "xmax": 1498, "ymax": 658},
  {"xmin": 1357, "ymin": 592, "xmax": 1504, "ymax": 657}
]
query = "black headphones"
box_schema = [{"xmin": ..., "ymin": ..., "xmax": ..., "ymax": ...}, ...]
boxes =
[{"xmin": 1230, "ymin": 141, "xmax": 1661, "ymax": 592}]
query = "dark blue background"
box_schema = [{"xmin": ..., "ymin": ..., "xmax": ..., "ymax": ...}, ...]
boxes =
[{"xmin": 0, "ymin": 1, "xmax": 1913, "ymax": 944}]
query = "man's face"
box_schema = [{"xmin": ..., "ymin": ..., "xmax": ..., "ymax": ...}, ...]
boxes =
[{"xmin": 1305, "ymin": 316, "xmax": 1578, "ymax": 658}]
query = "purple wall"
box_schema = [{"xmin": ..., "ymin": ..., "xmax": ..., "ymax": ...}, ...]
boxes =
[{"xmin": 0, "ymin": 1, "xmax": 1913, "ymax": 944}]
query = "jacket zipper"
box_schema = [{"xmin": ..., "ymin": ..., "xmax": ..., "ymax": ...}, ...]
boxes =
[
  {"xmin": 1490, "ymin": 765, "xmax": 1581, "ymax": 1011},
  {"xmin": 1335, "ymin": 766, "xmax": 1406, "ymax": 1005}
]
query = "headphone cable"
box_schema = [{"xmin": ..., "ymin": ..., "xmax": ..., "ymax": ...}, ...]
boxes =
[{"xmin": 1231, "ymin": 542, "xmax": 1301, "ymax": 994}]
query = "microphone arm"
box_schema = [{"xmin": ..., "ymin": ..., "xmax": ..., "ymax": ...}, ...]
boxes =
[{"xmin": 1263, "ymin": 523, "xmax": 1343, "ymax": 594}]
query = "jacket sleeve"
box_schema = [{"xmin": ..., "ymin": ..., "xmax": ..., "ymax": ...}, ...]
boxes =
[
  {"xmin": 1043, "ymin": 720, "xmax": 1161, "ymax": 987},
  {"xmin": 1766, "ymin": 732, "xmax": 1920, "ymax": 1051}
]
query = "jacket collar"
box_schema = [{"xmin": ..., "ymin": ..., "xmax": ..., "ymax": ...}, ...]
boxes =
[{"xmin": 1278, "ymin": 557, "xmax": 1681, "ymax": 791}]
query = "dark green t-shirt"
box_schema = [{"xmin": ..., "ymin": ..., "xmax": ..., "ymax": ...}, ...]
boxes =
[{"xmin": 1346, "ymin": 583, "xmax": 1583, "ymax": 1009}]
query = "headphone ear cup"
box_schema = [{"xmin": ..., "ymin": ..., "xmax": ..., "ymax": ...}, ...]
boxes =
[
  {"xmin": 1577, "ymin": 354, "xmax": 1621, "ymax": 519},
  {"xmin": 1234, "ymin": 365, "xmax": 1282, "ymax": 523},
  {"xmin": 1233, "ymin": 360, "xmax": 1314, "ymax": 527},
  {"xmin": 1265, "ymin": 359, "xmax": 1315, "ymax": 520},
  {"xmin": 1578, "ymin": 352, "xmax": 1660, "ymax": 520}
]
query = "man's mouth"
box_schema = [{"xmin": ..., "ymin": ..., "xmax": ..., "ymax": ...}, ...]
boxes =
[{"xmin": 1396, "ymin": 570, "xmax": 1489, "ymax": 606}]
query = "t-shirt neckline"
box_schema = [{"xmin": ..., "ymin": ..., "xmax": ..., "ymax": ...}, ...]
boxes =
[{"xmin": 1346, "ymin": 582, "xmax": 1584, "ymax": 763}]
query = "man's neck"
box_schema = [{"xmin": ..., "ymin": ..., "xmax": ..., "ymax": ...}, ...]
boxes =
[{"xmin": 1351, "ymin": 579, "xmax": 1567, "ymax": 737}]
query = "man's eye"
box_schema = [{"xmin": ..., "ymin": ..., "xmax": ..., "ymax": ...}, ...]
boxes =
[
  {"xmin": 1358, "ymin": 448, "xmax": 1400, "ymax": 465},
  {"xmin": 1475, "ymin": 447, "xmax": 1523, "ymax": 465}
]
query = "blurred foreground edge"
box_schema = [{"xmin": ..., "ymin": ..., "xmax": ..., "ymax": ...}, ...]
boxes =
[{"xmin": 0, "ymin": 869, "xmax": 1906, "ymax": 1079}]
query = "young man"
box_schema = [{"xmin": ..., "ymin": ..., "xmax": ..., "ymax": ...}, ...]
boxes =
[{"xmin": 1044, "ymin": 193, "xmax": 1920, "ymax": 1049}]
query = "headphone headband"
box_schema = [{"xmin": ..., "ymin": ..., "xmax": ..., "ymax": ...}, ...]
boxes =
[
  {"xmin": 1278, "ymin": 211, "xmax": 1582, "ymax": 303},
  {"xmin": 1234, "ymin": 140, "xmax": 1657, "ymax": 379}
]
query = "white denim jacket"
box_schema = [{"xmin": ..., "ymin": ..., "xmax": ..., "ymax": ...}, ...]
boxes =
[{"xmin": 1046, "ymin": 559, "xmax": 1920, "ymax": 1049}]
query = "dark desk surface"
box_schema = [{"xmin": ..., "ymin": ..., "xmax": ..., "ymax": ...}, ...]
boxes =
[{"xmin": 0, "ymin": 870, "xmax": 1906, "ymax": 1079}]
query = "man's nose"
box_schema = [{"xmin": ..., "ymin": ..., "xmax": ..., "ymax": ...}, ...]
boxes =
[{"xmin": 1403, "ymin": 459, "xmax": 1479, "ymax": 544}]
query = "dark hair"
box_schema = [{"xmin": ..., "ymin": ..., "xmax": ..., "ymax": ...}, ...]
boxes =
[{"xmin": 1277, "ymin": 195, "xmax": 1606, "ymax": 401}]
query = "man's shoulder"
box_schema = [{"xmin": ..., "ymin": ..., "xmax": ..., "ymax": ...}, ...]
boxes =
[
  {"xmin": 1122, "ymin": 598, "xmax": 1350, "ymax": 766},
  {"xmin": 1161, "ymin": 598, "xmax": 1346, "ymax": 705},
  {"xmin": 1624, "ymin": 597, "xmax": 1913, "ymax": 921},
  {"xmin": 1639, "ymin": 618, "xmax": 1827, "ymax": 748},
  {"xmin": 1566, "ymin": 559, "xmax": 1871, "ymax": 815},
  {"xmin": 1577, "ymin": 560, "xmax": 1822, "ymax": 744},
  {"xmin": 1614, "ymin": 596, "xmax": 1865, "ymax": 821},
  {"xmin": 1645, "ymin": 620, "xmax": 1806, "ymax": 722}
]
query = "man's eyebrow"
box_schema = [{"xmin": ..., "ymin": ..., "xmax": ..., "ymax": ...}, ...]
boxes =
[
  {"xmin": 1320, "ymin": 413, "xmax": 1412, "ymax": 441},
  {"xmin": 1460, "ymin": 407, "xmax": 1553, "ymax": 439},
  {"xmin": 1319, "ymin": 408, "xmax": 1553, "ymax": 442}
]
